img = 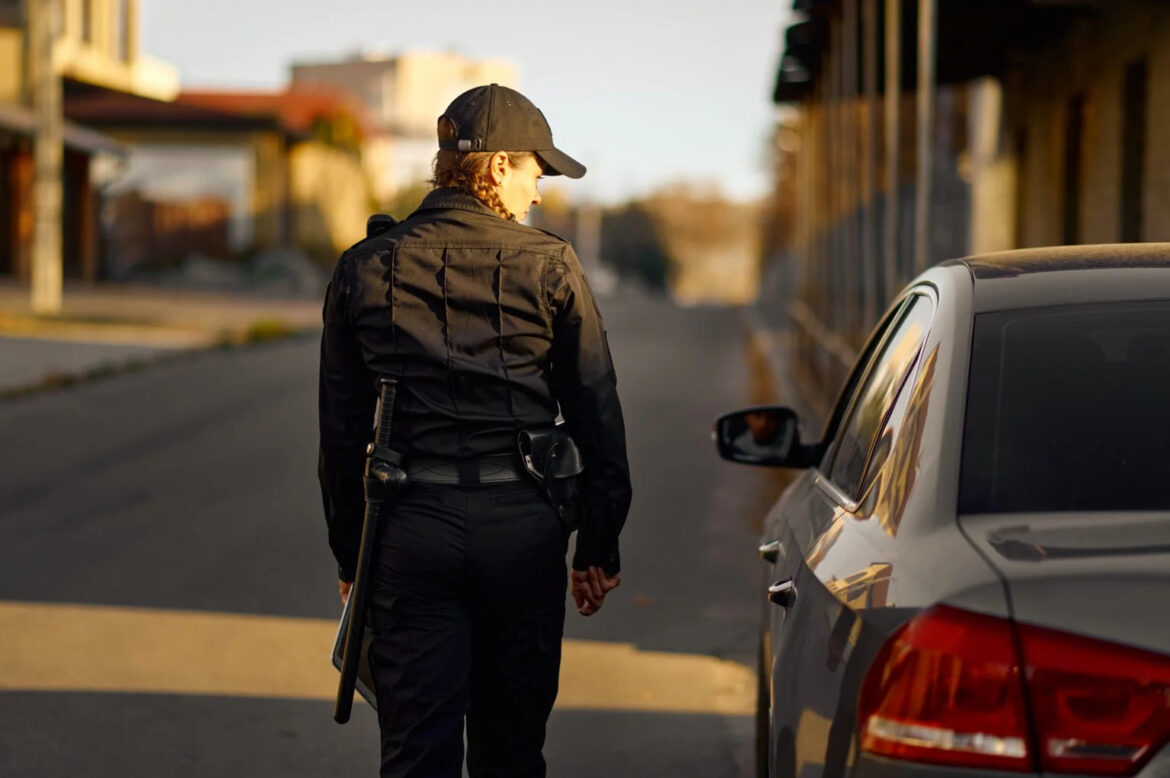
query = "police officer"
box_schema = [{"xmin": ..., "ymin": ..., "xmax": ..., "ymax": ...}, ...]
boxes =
[{"xmin": 318, "ymin": 84, "xmax": 633, "ymax": 778}]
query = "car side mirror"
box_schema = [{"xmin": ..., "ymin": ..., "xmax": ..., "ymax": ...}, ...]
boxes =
[{"xmin": 713, "ymin": 406, "xmax": 819, "ymax": 468}]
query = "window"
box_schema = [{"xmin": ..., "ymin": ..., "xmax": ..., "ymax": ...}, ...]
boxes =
[
  {"xmin": 959, "ymin": 300, "xmax": 1170, "ymax": 513},
  {"xmin": 1120, "ymin": 59, "xmax": 1148, "ymax": 243},
  {"xmin": 826, "ymin": 294, "xmax": 933, "ymax": 499},
  {"xmin": 819, "ymin": 299, "xmax": 910, "ymax": 465}
]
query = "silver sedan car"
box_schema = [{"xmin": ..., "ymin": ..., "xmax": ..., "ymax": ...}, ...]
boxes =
[{"xmin": 715, "ymin": 246, "xmax": 1170, "ymax": 778}]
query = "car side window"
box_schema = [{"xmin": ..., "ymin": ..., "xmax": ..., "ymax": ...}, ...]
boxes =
[
  {"xmin": 826, "ymin": 294, "xmax": 934, "ymax": 500},
  {"xmin": 817, "ymin": 300, "xmax": 910, "ymax": 468}
]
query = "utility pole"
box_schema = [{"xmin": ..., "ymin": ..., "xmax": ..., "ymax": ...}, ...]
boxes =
[{"xmin": 29, "ymin": 0, "xmax": 63, "ymax": 315}]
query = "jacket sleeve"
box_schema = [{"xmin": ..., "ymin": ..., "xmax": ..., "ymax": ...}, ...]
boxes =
[
  {"xmin": 547, "ymin": 245, "xmax": 633, "ymax": 576},
  {"xmin": 318, "ymin": 254, "xmax": 376, "ymax": 582}
]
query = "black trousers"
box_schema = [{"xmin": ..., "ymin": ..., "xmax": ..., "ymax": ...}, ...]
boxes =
[{"xmin": 368, "ymin": 480, "xmax": 569, "ymax": 778}]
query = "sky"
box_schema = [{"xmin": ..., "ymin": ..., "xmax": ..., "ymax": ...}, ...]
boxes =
[{"xmin": 141, "ymin": 0, "xmax": 791, "ymax": 205}]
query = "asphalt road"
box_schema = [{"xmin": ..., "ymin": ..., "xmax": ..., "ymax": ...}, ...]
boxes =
[
  {"xmin": 0, "ymin": 289, "xmax": 785, "ymax": 777},
  {"xmin": 0, "ymin": 337, "xmax": 169, "ymax": 394}
]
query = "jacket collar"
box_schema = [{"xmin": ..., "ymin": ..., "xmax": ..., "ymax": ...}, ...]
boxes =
[{"xmin": 414, "ymin": 187, "xmax": 501, "ymax": 219}]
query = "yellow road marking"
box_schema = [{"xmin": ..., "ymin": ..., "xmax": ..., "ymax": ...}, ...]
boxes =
[
  {"xmin": 560, "ymin": 638, "xmax": 754, "ymax": 715},
  {"xmin": 0, "ymin": 601, "xmax": 753, "ymax": 716}
]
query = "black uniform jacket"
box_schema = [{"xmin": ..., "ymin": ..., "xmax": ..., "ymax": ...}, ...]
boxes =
[{"xmin": 319, "ymin": 188, "xmax": 632, "ymax": 581}]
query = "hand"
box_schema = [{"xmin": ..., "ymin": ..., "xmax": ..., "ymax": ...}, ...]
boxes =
[
  {"xmin": 571, "ymin": 566, "xmax": 621, "ymax": 616},
  {"xmin": 339, "ymin": 579, "xmax": 352, "ymax": 605}
]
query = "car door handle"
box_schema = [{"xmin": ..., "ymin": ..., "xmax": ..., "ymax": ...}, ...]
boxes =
[
  {"xmin": 768, "ymin": 578, "xmax": 798, "ymax": 608},
  {"xmin": 758, "ymin": 540, "xmax": 783, "ymax": 563}
]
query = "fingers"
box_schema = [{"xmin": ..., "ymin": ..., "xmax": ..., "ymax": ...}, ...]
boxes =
[
  {"xmin": 587, "ymin": 566, "xmax": 605, "ymax": 600},
  {"xmin": 570, "ymin": 567, "xmax": 623, "ymax": 616},
  {"xmin": 571, "ymin": 582, "xmax": 588, "ymax": 611},
  {"xmin": 338, "ymin": 579, "xmax": 352, "ymax": 605},
  {"xmin": 589, "ymin": 567, "xmax": 621, "ymax": 594},
  {"xmin": 575, "ymin": 585, "xmax": 599, "ymax": 616},
  {"xmin": 570, "ymin": 570, "xmax": 602, "ymax": 616},
  {"xmin": 571, "ymin": 581, "xmax": 599, "ymax": 614}
]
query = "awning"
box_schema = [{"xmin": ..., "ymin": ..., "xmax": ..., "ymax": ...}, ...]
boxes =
[
  {"xmin": 774, "ymin": 0, "xmax": 1097, "ymax": 104},
  {"xmin": 0, "ymin": 101, "xmax": 127, "ymax": 156}
]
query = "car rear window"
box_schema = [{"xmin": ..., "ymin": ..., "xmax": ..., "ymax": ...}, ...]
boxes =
[{"xmin": 959, "ymin": 300, "xmax": 1170, "ymax": 514}]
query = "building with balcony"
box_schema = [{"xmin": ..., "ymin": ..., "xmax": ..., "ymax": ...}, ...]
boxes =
[{"xmin": 0, "ymin": 0, "xmax": 178, "ymax": 281}]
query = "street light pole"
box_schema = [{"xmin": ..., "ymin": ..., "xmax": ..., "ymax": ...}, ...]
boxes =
[{"xmin": 29, "ymin": 0, "xmax": 63, "ymax": 315}]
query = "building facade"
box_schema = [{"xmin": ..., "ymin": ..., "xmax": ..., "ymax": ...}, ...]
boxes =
[
  {"xmin": 0, "ymin": 0, "xmax": 177, "ymax": 282},
  {"xmin": 66, "ymin": 88, "xmax": 373, "ymax": 274},
  {"xmin": 767, "ymin": 0, "xmax": 1170, "ymax": 395},
  {"xmin": 290, "ymin": 50, "xmax": 517, "ymax": 207}
]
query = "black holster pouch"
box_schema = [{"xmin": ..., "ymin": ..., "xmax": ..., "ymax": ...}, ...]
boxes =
[{"xmin": 518, "ymin": 426, "xmax": 584, "ymax": 529}]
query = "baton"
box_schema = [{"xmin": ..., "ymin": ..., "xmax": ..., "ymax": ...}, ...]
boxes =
[{"xmin": 334, "ymin": 377, "xmax": 407, "ymax": 724}]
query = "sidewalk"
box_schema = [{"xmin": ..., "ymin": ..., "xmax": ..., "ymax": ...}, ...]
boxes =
[
  {"xmin": 740, "ymin": 304, "xmax": 827, "ymax": 434},
  {"xmin": 0, "ymin": 282, "xmax": 323, "ymax": 397}
]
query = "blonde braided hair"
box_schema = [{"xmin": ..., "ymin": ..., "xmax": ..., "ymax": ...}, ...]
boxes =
[{"xmin": 430, "ymin": 149, "xmax": 536, "ymax": 221}]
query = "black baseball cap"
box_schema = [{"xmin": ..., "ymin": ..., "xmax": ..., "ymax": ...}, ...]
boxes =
[{"xmin": 437, "ymin": 84, "xmax": 586, "ymax": 179}]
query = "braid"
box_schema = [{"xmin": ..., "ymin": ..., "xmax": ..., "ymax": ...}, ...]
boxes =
[
  {"xmin": 468, "ymin": 172, "xmax": 514, "ymax": 220},
  {"xmin": 430, "ymin": 150, "xmax": 534, "ymax": 221}
]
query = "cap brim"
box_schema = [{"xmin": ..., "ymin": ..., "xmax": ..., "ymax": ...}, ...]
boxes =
[{"xmin": 535, "ymin": 147, "xmax": 586, "ymax": 179}]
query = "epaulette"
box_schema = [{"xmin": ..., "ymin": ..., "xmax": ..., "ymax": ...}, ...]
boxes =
[
  {"xmin": 366, "ymin": 213, "xmax": 397, "ymax": 238},
  {"xmin": 527, "ymin": 224, "xmax": 571, "ymax": 244},
  {"xmin": 341, "ymin": 213, "xmax": 399, "ymax": 254}
]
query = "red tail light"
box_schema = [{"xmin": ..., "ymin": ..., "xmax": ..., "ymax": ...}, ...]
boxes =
[
  {"xmin": 1020, "ymin": 621, "xmax": 1170, "ymax": 775},
  {"xmin": 859, "ymin": 605, "xmax": 1170, "ymax": 775},
  {"xmin": 858, "ymin": 605, "xmax": 1031, "ymax": 771}
]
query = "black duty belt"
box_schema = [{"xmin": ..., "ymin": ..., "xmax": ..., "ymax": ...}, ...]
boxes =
[{"xmin": 406, "ymin": 453, "xmax": 527, "ymax": 485}]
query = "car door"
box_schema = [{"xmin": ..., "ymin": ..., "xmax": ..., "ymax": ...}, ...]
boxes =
[
  {"xmin": 767, "ymin": 290, "xmax": 936, "ymax": 778},
  {"xmin": 759, "ymin": 294, "xmax": 908, "ymax": 775},
  {"xmin": 759, "ymin": 296, "xmax": 913, "ymax": 669}
]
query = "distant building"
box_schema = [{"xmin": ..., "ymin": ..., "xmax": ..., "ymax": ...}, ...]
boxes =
[
  {"xmin": 0, "ymin": 0, "xmax": 178, "ymax": 106},
  {"xmin": 290, "ymin": 50, "xmax": 517, "ymax": 206},
  {"xmin": 64, "ymin": 87, "xmax": 373, "ymax": 274},
  {"xmin": 181, "ymin": 90, "xmax": 374, "ymax": 261},
  {"xmin": 0, "ymin": 0, "xmax": 178, "ymax": 281}
]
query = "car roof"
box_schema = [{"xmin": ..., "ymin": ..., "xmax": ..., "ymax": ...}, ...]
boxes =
[{"xmin": 948, "ymin": 243, "xmax": 1170, "ymax": 312}]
